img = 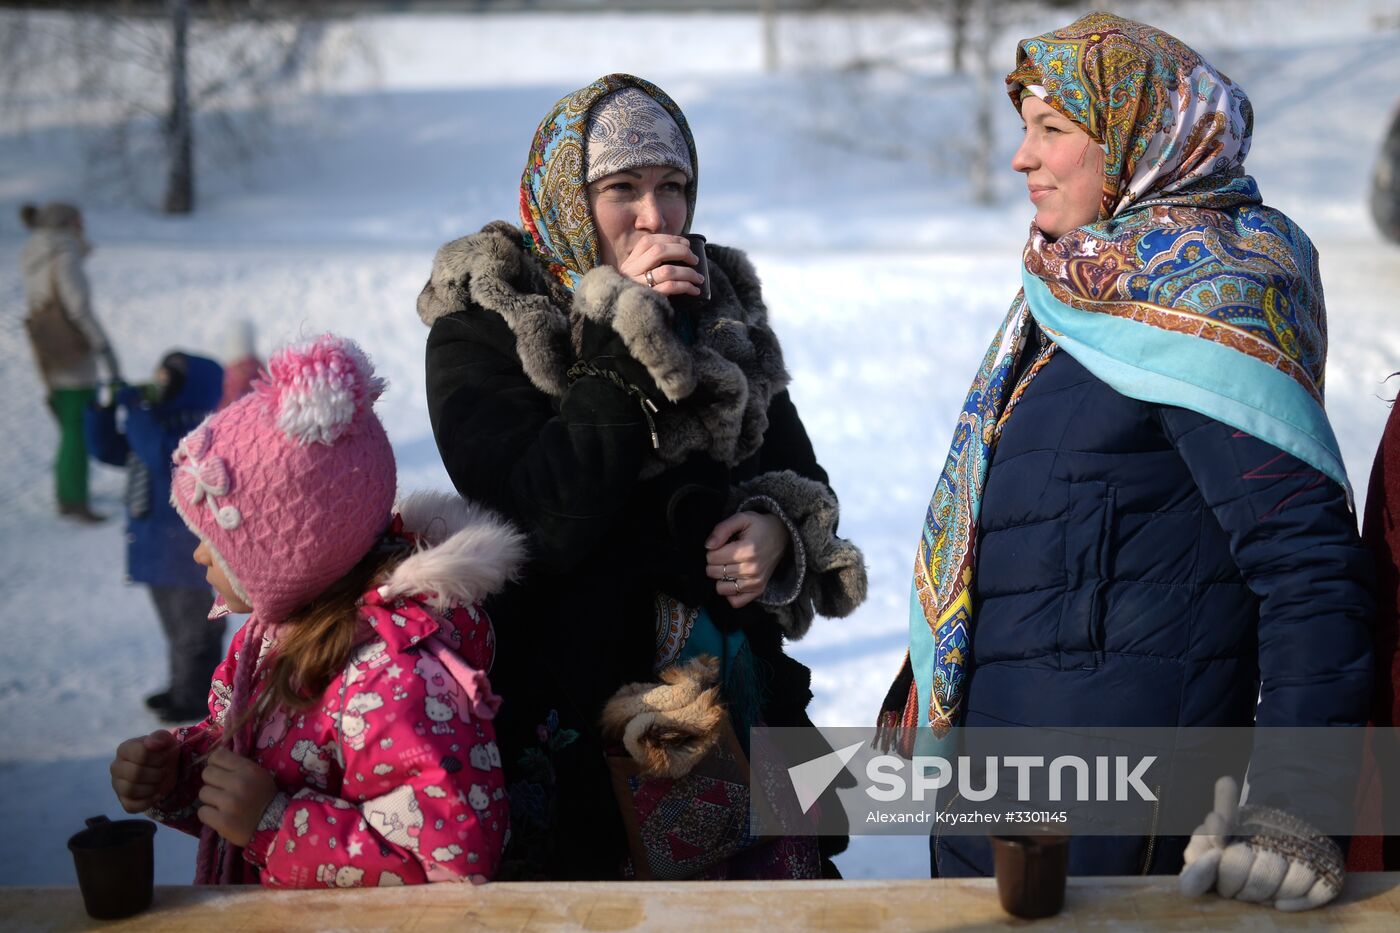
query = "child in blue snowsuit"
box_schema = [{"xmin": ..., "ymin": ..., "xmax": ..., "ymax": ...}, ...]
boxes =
[{"xmin": 86, "ymin": 351, "xmax": 226, "ymax": 722}]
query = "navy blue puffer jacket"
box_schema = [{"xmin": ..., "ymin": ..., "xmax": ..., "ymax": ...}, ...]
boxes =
[{"xmin": 933, "ymin": 346, "xmax": 1374, "ymax": 878}]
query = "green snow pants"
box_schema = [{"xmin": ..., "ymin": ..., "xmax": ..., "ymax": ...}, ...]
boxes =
[{"xmin": 48, "ymin": 387, "xmax": 95, "ymax": 508}]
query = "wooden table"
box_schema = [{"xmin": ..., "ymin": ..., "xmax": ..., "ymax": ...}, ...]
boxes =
[{"xmin": 5, "ymin": 873, "xmax": 1400, "ymax": 932}]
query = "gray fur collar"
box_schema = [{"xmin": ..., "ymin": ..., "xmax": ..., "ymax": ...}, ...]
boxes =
[{"xmin": 418, "ymin": 222, "xmax": 790, "ymax": 471}]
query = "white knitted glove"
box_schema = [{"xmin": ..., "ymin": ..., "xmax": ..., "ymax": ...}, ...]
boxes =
[
  {"xmin": 1179, "ymin": 776, "xmax": 1344, "ymax": 912},
  {"xmin": 1179, "ymin": 775, "xmax": 1238, "ymax": 893}
]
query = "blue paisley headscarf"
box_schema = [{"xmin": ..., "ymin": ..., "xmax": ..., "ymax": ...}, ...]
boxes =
[
  {"xmin": 519, "ymin": 73, "xmax": 699, "ymax": 293},
  {"xmin": 884, "ymin": 13, "xmax": 1346, "ymax": 745}
]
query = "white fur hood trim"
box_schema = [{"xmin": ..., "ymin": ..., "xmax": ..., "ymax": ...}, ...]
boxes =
[{"xmin": 378, "ymin": 491, "xmax": 527, "ymax": 610}]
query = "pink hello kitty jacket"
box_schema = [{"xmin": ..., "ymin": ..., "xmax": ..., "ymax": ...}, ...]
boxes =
[{"xmin": 148, "ymin": 493, "xmax": 527, "ymax": 888}]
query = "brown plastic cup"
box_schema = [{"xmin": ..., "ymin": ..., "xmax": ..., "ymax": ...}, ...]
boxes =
[
  {"xmin": 990, "ymin": 829, "xmax": 1070, "ymax": 919},
  {"xmin": 68, "ymin": 815, "xmax": 156, "ymax": 920}
]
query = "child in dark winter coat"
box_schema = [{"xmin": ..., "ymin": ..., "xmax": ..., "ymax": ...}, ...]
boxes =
[
  {"xmin": 86, "ymin": 351, "xmax": 227, "ymax": 722},
  {"xmin": 108, "ymin": 335, "xmax": 524, "ymax": 887}
]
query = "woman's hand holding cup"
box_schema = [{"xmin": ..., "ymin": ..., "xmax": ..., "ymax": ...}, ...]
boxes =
[{"xmin": 620, "ymin": 233, "xmax": 704, "ymax": 297}]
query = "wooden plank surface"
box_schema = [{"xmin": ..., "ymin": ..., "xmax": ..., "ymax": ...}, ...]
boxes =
[{"xmin": 4, "ymin": 873, "xmax": 1400, "ymax": 932}]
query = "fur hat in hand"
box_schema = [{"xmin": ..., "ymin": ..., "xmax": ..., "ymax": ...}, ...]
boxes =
[
  {"xmin": 171, "ymin": 334, "xmax": 397, "ymax": 624},
  {"xmin": 600, "ymin": 655, "xmax": 725, "ymax": 779}
]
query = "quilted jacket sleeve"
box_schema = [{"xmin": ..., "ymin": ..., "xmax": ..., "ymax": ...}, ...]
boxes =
[
  {"xmin": 1161, "ymin": 407, "xmax": 1373, "ymax": 823},
  {"xmin": 243, "ymin": 656, "xmax": 509, "ymax": 888},
  {"xmin": 1160, "ymin": 407, "xmax": 1373, "ymax": 727}
]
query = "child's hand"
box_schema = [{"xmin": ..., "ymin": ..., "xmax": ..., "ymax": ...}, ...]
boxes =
[
  {"xmin": 197, "ymin": 748, "xmax": 278, "ymax": 847},
  {"xmin": 110, "ymin": 730, "xmax": 179, "ymax": 812}
]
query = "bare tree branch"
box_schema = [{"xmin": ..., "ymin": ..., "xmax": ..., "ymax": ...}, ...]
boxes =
[{"xmin": 0, "ymin": 0, "xmax": 371, "ymax": 214}]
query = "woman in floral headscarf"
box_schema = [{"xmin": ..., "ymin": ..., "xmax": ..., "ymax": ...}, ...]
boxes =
[
  {"xmin": 880, "ymin": 13, "xmax": 1373, "ymax": 909},
  {"xmin": 418, "ymin": 74, "xmax": 866, "ymax": 880}
]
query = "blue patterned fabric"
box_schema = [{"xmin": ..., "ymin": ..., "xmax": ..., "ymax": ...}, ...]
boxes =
[
  {"xmin": 519, "ymin": 74, "xmax": 697, "ymax": 293},
  {"xmin": 907, "ymin": 308, "xmax": 1032, "ymax": 734}
]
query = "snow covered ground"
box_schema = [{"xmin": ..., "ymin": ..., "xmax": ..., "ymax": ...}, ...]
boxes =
[{"xmin": 2, "ymin": 1, "xmax": 1398, "ymax": 886}]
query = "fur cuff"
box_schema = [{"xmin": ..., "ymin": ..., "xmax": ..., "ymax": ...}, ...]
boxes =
[
  {"xmin": 600, "ymin": 656, "xmax": 725, "ymax": 779},
  {"xmin": 573, "ymin": 265, "xmax": 697, "ymax": 403},
  {"xmin": 737, "ymin": 493, "xmax": 807, "ymax": 607},
  {"xmin": 735, "ymin": 471, "xmax": 867, "ymax": 640}
]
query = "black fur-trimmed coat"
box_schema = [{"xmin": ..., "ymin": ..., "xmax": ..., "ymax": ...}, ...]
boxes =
[{"xmin": 419, "ymin": 222, "xmax": 866, "ymax": 879}]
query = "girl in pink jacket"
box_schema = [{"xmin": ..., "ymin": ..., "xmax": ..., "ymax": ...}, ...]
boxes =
[{"xmin": 108, "ymin": 334, "xmax": 525, "ymax": 887}]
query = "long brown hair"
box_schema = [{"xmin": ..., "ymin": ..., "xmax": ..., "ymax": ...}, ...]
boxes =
[{"xmin": 228, "ymin": 543, "xmax": 409, "ymax": 740}]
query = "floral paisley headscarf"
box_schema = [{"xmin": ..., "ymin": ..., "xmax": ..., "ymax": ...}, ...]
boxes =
[
  {"xmin": 519, "ymin": 73, "xmax": 699, "ymax": 293},
  {"xmin": 883, "ymin": 13, "xmax": 1345, "ymax": 746}
]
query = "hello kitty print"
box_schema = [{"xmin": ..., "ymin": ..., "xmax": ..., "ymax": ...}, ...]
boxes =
[{"xmin": 151, "ymin": 589, "xmax": 508, "ymax": 887}]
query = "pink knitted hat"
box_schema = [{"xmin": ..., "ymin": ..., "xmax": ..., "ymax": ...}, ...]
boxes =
[{"xmin": 171, "ymin": 334, "xmax": 397, "ymax": 624}]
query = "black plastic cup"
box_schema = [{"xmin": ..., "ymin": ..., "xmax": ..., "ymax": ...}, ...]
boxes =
[
  {"xmin": 990, "ymin": 829, "xmax": 1070, "ymax": 919},
  {"xmin": 68, "ymin": 815, "xmax": 156, "ymax": 920}
]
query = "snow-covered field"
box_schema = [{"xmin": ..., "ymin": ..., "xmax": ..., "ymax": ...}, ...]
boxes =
[{"xmin": 2, "ymin": 0, "xmax": 1398, "ymax": 886}]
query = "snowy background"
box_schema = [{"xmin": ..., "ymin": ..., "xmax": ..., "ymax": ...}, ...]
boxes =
[{"xmin": 2, "ymin": 0, "xmax": 1398, "ymax": 885}]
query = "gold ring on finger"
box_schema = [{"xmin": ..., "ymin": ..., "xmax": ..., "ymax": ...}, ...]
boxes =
[{"xmin": 645, "ymin": 269, "xmax": 656, "ymax": 288}]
